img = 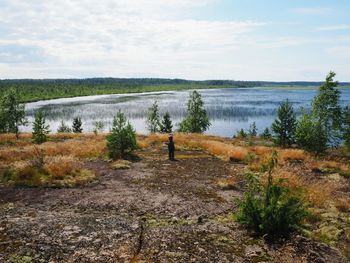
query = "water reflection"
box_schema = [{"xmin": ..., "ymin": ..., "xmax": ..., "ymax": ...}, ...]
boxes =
[{"xmin": 23, "ymin": 88, "xmax": 350, "ymax": 137}]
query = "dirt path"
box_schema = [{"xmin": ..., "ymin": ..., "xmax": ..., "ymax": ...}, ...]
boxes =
[{"xmin": 0, "ymin": 149, "xmax": 346, "ymax": 262}]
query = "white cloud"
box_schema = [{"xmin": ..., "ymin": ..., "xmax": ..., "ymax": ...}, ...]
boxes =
[{"xmin": 0, "ymin": 0, "xmax": 266, "ymax": 79}]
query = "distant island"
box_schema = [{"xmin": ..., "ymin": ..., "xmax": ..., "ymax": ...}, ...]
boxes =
[{"xmin": 1, "ymin": 78, "xmax": 350, "ymax": 103}]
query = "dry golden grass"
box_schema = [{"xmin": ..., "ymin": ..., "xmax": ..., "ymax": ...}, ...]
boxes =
[
  {"xmin": 251, "ymin": 146, "xmax": 272, "ymax": 156},
  {"xmin": 279, "ymin": 149, "xmax": 308, "ymax": 162},
  {"xmin": 267, "ymin": 170, "xmax": 336, "ymax": 208},
  {"xmin": 44, "ymin": 156, "xmax": 82, "ymax": 179},
  {"xmin": 335, "ymin": 198, "xmax": 350, "ymax": 212}
]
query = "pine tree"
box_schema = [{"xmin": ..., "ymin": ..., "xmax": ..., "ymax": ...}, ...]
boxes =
[
  {"xmin": 248, "ymin": 122, "xmax": 257, "ymax": 137},
  {"xmin": 295, "ymin": 113, "xmax": 327, "ymax": 154},
  {"xmin": 0, "ymin": 89, "xmax": 27, "ymax": 138},
  {"xmin": 57, "ymin": 120, "xmax": 72, "ymax": 133},
  {"xmin": 312, "ymin": 71, "xmax": 342, "ymax": 146},
  {"xmin": 32, "ymin": 110, "xmax": 50, "ymax": 144},
  {"xmin": 236, "ymin": 128, "xmax": 247, "ymax": 138},
  {"xmin": 107, "ymin": 111, "xmax": 137, "ymax": 159},
  {"xmin": 260, "ymin": 127, "xmax": 272, "ymax": 139},
  {"xmin": 343, "ymin": 106, "xmax": 350, "ymax": 150},
  {"xmin": 146, "ymin": 101, "xmax": 161, "ymax": 133},
  {"xmin": 160, "ymin": 112, "xmax": 173, "ymax": 133},
  {"xmin": 271, "ymin": 100, "xmax": 296, "ymax": 148},
  {"xmin": 179, "ymin": 90, "xmax": 210, "ymax": 133},
  {"xmin": 72, "ymin": 117, "xmax": 83, "ymax": 133}
]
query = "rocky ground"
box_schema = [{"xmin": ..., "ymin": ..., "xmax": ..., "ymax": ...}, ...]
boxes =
[{"xmin": 0, "ymin": 148, "xmax": 347, "ymax": 262}]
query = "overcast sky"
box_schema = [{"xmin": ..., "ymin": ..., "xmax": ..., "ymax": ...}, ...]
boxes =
[{"xmin": 0, "ymin": 0, "xmax": 349, "ymax": 81}]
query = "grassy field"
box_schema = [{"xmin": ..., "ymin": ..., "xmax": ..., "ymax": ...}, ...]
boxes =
[{"xmin": 0, "ymin": 132, "xmax": 349, "ymax": 261}]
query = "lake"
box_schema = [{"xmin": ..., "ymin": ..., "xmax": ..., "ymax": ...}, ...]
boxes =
[{"xmin": 24, "ymin": 87, "xmax": 350, "ymax": 137}]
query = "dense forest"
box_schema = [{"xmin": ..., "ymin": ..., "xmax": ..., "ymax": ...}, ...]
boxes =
[{"xmin": 1, "ymin": 78, "xmax": 349, "ymax": 103}]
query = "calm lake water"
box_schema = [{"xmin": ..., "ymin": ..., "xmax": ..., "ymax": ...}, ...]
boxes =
[{"xmin": 23, "ymin": 87, "xmax": 350, "ymax": 137}]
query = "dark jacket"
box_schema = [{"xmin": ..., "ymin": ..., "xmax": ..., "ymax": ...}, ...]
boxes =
[{"xmin": 167, "ymin": 138, "xmax": 175, "ymax": 151}]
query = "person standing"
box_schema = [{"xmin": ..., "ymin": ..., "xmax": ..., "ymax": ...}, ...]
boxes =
[{"xmin": 167, "ymin": 133, "xmax": 175, "ymax": 160}]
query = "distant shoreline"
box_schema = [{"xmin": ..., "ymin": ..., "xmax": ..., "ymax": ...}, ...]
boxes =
[{"xmin": 1, "ymin": 78, "xmax": 349, "ymax": 103}]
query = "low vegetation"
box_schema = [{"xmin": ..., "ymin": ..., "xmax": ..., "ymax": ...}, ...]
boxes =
[{"xmin": 236, "ymin": 152, "xmax": 308, "ymax": 237}]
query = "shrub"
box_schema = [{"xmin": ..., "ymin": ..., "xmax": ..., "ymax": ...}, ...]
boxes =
[
  {"xmin": 93, "ymin": 121, "xmax": 104, "ymax": 135},
  {"xmin": 236, "ymin": 152, "xmax": 308, "ymax": 237},
  {"xmin": 72, "ymin": 117, "xmax": 83, "ymax": 133},
  {"xmin": 272, "ymin": 100, "xmax": 296, "ymax": 148},
  {"xmin": 32, "ymin": 110, "xmax": 50, "ymax": 144},
  {"xmin": 107, "ymin": 111, "xmax": 137, "ymax": 159},
  {"xmin": 295, "ymin": 113, "xmax": 327, "ymax": 154},
  {"xmin": 1, "ymin": 169, "xmax": 13, "ymax": 182},
  {"xmin": 57, "ymin": 120, "xmax": 72, "ymax": 133},
  {"xmin": 12, "ymin": 165, "xmax": 42, "ymax": 187},
  {"xmin": 179, "ymin": 90, "xmax": 210, "ymax": 133}
]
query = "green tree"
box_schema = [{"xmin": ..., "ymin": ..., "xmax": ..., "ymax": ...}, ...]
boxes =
[
  {"xmin": 107, "ymin": 111, "xmax": 137, "ymax": 159},
  {"xmin": 146, "ymin": 101, "xmax": 161, "ymax": 133},
  {"xmin": 32, "ymin": 110, "xmax": 50, "ymax": 144},
  {"xmin": 93, "ymin": 121, "xmax": 104, "ymax": 135},
  {"xmin": 248, "ymin": 122, "xmax": 257, "ymax": 137},
  {"xmin": 343, "ymin": 106, "xmax": 350, "ymax": 150},
  {"xmin": 295, "ymin": 113, "xmax": 327, "ymax": 154},
  {"xmin": 57, "ymin": 120, "xmax": 72, "ymax": 133},
  {"xmin": 159, "ymin": 112, "xmax": 173, "ymax": 133},
  {"xmin": 0, "ymin": 89, "xmax": 27, "ymax": 138},
  {"xmin": 260, "ymin": 127, "xmax": 272, "ymax": 139},
  {"xmin": 271, "ymin": 100, "xmax": 296, "ymax": 148},
  {"xmin": 312, "ymin": 71, "xmax": 342, "ymax": 146},
  {"xmin": 72, "ymin": 117, "xmax": 83, "ymax": 133},
  {"xmin": 236, "ymin": 128, "xmax": 247, "ymax": 138},
  {"xmin": 179, "ymin": 90, "xmax": 210, "ymax": 133}
]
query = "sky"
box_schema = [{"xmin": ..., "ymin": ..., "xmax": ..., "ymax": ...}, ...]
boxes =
[{"xmin": 0, "ymin": 0, "xmax": 349, "ymax": 81}]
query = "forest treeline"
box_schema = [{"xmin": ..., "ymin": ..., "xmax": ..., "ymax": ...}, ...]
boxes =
[{"xmin": 1, "ymin": 77, "xmax": 349, "ymax": 103}]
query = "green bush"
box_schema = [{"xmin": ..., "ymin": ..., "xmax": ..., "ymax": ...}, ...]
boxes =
[
  {"xmin": 107, "ymin": 111, "xmax": 137, "ymax": 159},
  {"xmin": 236, "ymin": 152, "xmax": 308, "ymax": 237},
  {"xmin": 1, "ymin": 169, "xmax": 13, "ymax": 182},
  {"xmin": 57, "ymin": 120, "xmax": 72, "ymax": 133},
  {"xmin": 12, "ymin": 166, "xmax": 42, "ymax": 187},
  {"xmin": 93, "ymin": 121, "xmax": 104, "ymax": 135},
  {"xmin": 295, "ymin": 113, "xmax": 327, "ymax": 154}
]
